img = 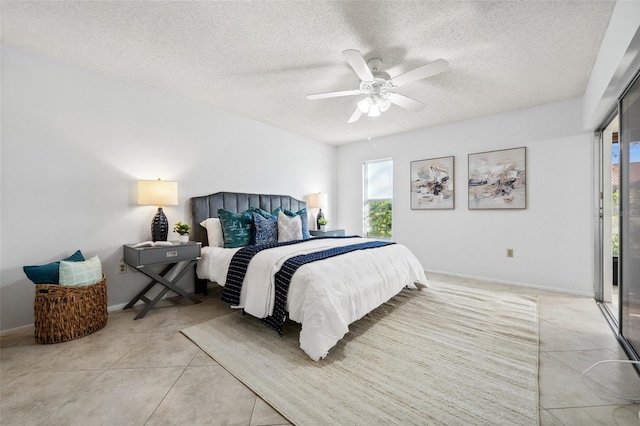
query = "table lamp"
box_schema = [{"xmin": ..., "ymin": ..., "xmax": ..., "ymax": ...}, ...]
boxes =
[
  {"xmin": 307, "ymin": 192, "xmax": 328, "ymax": 230},
  {"xmin": 138, "ymin": 179, "xmax": 178, "ymax": 241}
]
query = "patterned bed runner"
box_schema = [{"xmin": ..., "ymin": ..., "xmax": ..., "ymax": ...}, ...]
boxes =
[
  {"xmin": 222, "ymin": 236, "xmax": 356, "ymax": 305},
  {"xmin": 221, "ymin": 238, "xmax": 306, "ymax": 305}
]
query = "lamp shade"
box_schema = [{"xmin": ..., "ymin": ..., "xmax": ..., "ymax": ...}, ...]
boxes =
[
  {"xmin": 138, "ymin": 179, "xmax": 178, "ymax": 242},
  {"xmin": 307, "ymin": 192, "xmax": 327, "ymax": 210},
  {"xmin": 138, "ymin": 179, "xmax": 178, "ymax": 207}
]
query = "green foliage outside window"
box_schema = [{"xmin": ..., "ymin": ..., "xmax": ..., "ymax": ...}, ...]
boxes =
[{"xmin": 368, "ymin": 200, "xmax": 392, "ymax": 238}]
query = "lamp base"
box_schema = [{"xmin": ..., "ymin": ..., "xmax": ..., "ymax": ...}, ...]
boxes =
[
  {"xmin": 316, "ymin": 209, "xmax": 325, "ymax": 230},
  {"xmin": 151, "ymin": 207, "xmax": 169, "ymax": 242}
]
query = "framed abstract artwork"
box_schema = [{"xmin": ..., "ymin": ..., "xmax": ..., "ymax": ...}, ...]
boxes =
[
  {"xmin": 410, "ymin": 156, "xmax": 455, "ymax": 210},
  {"xmin": 468, "ymin": 147, "xmax": 526, "ymax": 210}
]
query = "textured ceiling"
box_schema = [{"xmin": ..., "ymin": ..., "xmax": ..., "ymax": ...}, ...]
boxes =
[{"xmin": 1, "ymin": 1, "xmax": 616, "ymax": 145}]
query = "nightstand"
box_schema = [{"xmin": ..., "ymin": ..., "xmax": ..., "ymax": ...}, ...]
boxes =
[
  {"xmin": 310, "ymin": 229, "xmax": 346, "ymax": 237},
  {"xmin": 123, "ymin": 241, "xmax": 202, "ymax": 319}
]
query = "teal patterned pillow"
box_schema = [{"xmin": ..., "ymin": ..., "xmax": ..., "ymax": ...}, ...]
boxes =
[
  {"xmin": 250, "ymin": 207, "xmax": 278, "ymax": 220},
  {"xmin": 218, "ymin": 209, "xmax": 253, "ymax": 248},
  {"xmin": 253, "ymin": 212, "xmax": 278, "ymax": 245},
  {"xmin": 284, "ymin": 208, "xmax": 311, "ymax": 239}
]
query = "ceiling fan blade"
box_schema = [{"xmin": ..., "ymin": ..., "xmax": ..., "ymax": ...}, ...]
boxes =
[
  {"xmin": 388, "ymin": 93, "xmax": 426, "ymax": 112},
  {"xmin": 342, "ymin": 49, "xmax": 374, "ymax": 81},
  {"xmin": 306, "ymin": 89, "xmax": 361, "ymax": 100},
  {"xmin": 347, "ymin": 108, "xmax": 362, "ymax": 123},
  {"xmin": 391, "ymin": 59, "xmax": 449, "ymax": 87}
]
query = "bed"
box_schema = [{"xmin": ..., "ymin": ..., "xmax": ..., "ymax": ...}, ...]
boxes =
[{"xmin": 191, "ymin": 191, "xmax": 428, "ymax": 361}]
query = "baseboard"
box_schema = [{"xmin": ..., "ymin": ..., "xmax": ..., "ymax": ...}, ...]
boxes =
[
  {"xmin": 0, "ymin": 324, "xmax": 34, "ymax": 337},
  {"xmin": 108, "ymin": 302, "xmax": 130, "ymax": 311},
  {"xmin": 424, "ymin": 269, "xmax": 594, "ymax": 298},
  {"xmin": 0, "ymin": 301, "xmax": 149, "ymax": 337}
]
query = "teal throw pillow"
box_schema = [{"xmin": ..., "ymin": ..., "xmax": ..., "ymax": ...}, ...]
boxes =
[
  {"xmin": 250, "ymin": 207, "xmax": 278, "ymax": 220},
  {"xmin": 59, "ymin": 255, "xmax": 103, "ymax": 287},
  {"xmin": 284, "ymin": 208, "xmax": 311, "ymax": 239},
  {"xmin": 23, "ymin": 250, "xmax": 85, "ymax": 284},
  {"xmin": 218, "ymin": 208, "xmax": 253, "ymax": 248}
]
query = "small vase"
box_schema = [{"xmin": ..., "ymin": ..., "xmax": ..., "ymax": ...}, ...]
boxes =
[
  {"xmin": 178, "ymin": 235, "xmax": 189, "ymax": 242},
  {"xmin": 319, "ymin": 225, "xmax": 326, "ymax": 231}
]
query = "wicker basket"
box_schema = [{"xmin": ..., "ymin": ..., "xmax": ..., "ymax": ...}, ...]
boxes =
[{"xmin": 34, "ymin": 274, "xmax": 108, "ymax": 344}]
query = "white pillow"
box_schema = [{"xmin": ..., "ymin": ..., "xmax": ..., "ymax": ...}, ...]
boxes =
[
  {"xmin": 278, "ymin": 211, "xmax": 302, "ymax": 242},
  {"xmin": 200, "ymin": 218, "xmax": 224, "ymax": 247},
  {"xmin": 59, "ymin": 255, "xmax": 103, "ymax": 286}
]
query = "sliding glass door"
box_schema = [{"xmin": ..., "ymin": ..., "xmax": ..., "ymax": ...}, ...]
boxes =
[
  {"xmin": 595, "ymin": 117, "xmax": 618, "ymax": 309},
  {"xmin": 620, "ymin": 71, "xmax": 640, "ymax": 357}
]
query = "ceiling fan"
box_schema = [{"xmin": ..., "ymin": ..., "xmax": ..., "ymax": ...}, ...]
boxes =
[{"xmin": 307, "ymin": 49, "xmax": 449, "ymax": 123}]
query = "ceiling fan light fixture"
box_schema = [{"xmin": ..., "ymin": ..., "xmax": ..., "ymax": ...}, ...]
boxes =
[
  {"xmin": 358, "ymin": 97, "xmax": 372, "ymax": 113},
  {"xmin": 368, "ymin": 105, "xmax": 381, "ymax": 117}
]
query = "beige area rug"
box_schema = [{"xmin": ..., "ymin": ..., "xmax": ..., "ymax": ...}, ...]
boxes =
[{"xmin": 182, "ymin": 282, "xmax": 539, "ymax": 426}]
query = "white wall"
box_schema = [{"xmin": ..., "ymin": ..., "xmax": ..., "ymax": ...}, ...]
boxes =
[
  {"xmin": 0, "ymin": 43, "xmax": 336, "ymax": 331},
  {"xmin": 4, "ymin": 0, "xmax": 638, "ymax": 331},
  {"xmin": 337, "ymin": 98, "xmax": 594, "ymax": 295}
]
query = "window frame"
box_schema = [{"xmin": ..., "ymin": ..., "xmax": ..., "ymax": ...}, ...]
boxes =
[{"xmin": 362, "ymin": 158, "xmax": 393, "ymax": 239}]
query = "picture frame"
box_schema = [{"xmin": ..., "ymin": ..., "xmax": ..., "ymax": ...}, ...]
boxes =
[
  {"xmin": 410, "ymin": 156, "xmax": 455, "ymax": 210},
  {"xmin": 468, "ymin": 147, "xmax": 526, "ymax": 210}
]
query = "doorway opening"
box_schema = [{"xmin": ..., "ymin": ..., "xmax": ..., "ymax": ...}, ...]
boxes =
[
  {"xmin": 602, "ymin": 115, "xmax": 620, "ymax": 323},
  {"xmin": 601, "ymin": 118, "xmax": 620, "ymax": 321}
]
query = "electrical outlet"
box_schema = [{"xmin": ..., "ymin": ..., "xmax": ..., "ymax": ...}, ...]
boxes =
[
  {"xmin": 506, "ymin": 248, "xmax": 514, "ymax": 258},
  {"xmin": 118, "ymin": 262, "xmax": 127, "ymax": 274}
]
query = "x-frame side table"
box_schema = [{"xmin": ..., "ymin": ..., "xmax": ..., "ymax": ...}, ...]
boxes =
[{"xmin": 123, "ymin": 242, "xmax": 202, "ymax": 320}]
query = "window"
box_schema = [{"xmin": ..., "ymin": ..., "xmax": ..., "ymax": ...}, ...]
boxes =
[{"xmin": 363, "ymin": 159, "xmax": 393, "ymax": 238}]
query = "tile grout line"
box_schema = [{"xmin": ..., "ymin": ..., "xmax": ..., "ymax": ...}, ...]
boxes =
[
  {"xmin": 143, "ymin": 365, "xmax": 190, "ymax": 426},
  {"xmin": 36, "ymin": 367, "xmax": 111, "ymax": 426},
  {"xmin": 140, "ymin": 340, "xmax": 203, "ymax": 424}
]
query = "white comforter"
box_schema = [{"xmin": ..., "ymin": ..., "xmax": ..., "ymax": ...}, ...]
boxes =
[{"xmin": 197, "ymin": 237, "xmax": 428, "ymax": 360}]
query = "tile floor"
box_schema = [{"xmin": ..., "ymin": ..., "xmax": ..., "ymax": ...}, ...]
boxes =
[{"xmin": 2, "ymin": 273, "xmax": 640, "ymax": 425}]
